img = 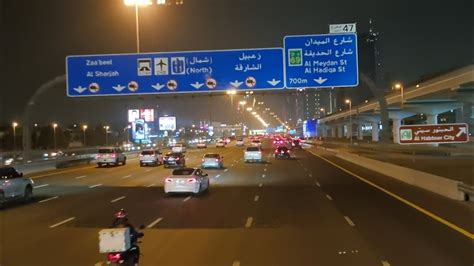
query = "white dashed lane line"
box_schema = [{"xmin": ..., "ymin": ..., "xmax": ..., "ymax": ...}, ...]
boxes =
[
  {"xmin": 262, "ymin": 174, "xmax": 266, "ymax": 178},
  {"xmin": 326, "ymin": 194, "xmax": 333, "ymax": 201},
  {"xmin": 215, "ymin": 174, "xmax": 221, "ymax": 179},
  {"xmin": 232, "ymin": 261, "xmax": 241, "ymax": 266},
  {"xmin": 147, "ymin": 217, "xmax": 163, "ymax": 228},
  {"xmin": 245, "ymin": 217, "xmax": 253, "ymax": 228},
  {"xmin": 381, "ymin": 260, "xmax": 391, "ymax": 266},
  {"xmin": 344, "ymin": 216, "xmax": 355, "ymax": 227},
  {"xmin": 254, "ymin": 195, "xmax": 259, "ymax": 202},
  {"xmin": 49, "ymin": 217, "xmax": 75, "ymax": 228},
  {"xmin": 147, "ymin": 183, "xmax": 156, "ymax": 187},
  {"xmin": 110, "ymin": 196, "xmax": 126, "ymax": 203},
  {"xmin": 89, "ymin": 184, "xmax": 102, "ymax": 189},
  {"xmin": 316, "ymin": 181, "xmax": 321, "ymax": 187},
  {"xmin": 258, "ymin": 183, "xmax": 263, "ymax": 188},
  {"xmin": 75, "ymin": 175, "xmax": 87, "ymax": 180},
  {"xmin": 145, "ymin": 169, "xmax": 152, "ymax": 172},
  {"xmin": 183, "ymin": 196, "xmax": 192, "ymax": 202},
  {"xmin": 122, "ymin": 174, "xmax": 132, "ymax": 179},
  {"xmin": 224, "ymin": 169, "xmax": 229, "ymax": 172},
  {"xmin": 39, "ymin": 196, "xmax": 59, "ymax": 203},
  {"xmin": 34, "ymin": 184, "xmax": 50, "ymax": 189}
]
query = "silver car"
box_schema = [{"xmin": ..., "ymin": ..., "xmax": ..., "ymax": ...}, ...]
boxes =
[
  {"xmin": 164, "ymin": 168, "xmax": 210, "ymax": 195},
  {"xmin": 201, "ymin": 153, "xmax": 224, "ymax": 169},
  {"xmin": 244, "ymin": 146, "xmax": 263, "ymax": 163},
  {"xmin": 139, "ymin": 149, "xmax": 163, "ymax": 166}
]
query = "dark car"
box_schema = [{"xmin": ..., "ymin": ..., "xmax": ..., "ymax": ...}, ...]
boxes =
[
  {"xmin": 274, "ymin": 146, "xmax": 291, "ymax": 159},
  {"xmin": 163, "ymin": 152, "xmax": 186, "ymax": 168},
  {"xmin": 292, "ymin": 139, "xmax": 302, "ymax": 149}
]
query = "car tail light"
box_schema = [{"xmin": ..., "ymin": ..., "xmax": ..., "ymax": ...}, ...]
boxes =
[
  {"xmin": 215, "ymin": 159, "xmax": 219, "ymax": 162},
  {"xmin": 140, "ymin": 154, "xmax": 144, "ymax": 157},
  {"xmin": 187, "ymin": 178, "xmax": 197, "ymax": 183},
  {"xmin": 274, "ymin": 149, "xmax": 278, "ymax": 153},
  {"xmin": 107, "ymin": 253, "xmax": 121, "ymax": 261},
  {"xmin": 165, "ymin": 178, "xmax": 173, "ymax": 183},
  {"xmin": 176, "ymin": 157, "xmax": 180, "ymax": 160},
  {"xmin": 110, "ymin": 153, "xmax": 116, "ymax": 158},
  {"xmin": 202, "ymin": 159, "xmax": 205, "ymax": 162}
]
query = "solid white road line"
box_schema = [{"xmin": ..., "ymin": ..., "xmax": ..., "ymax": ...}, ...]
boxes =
[
  {"xmin": 232, "ymin": 261, "xmax": 241, "ymax": 266},
  {"xmin": 316, "ymin": 181, "xmax": 321, "ymax": 187},
  {"xmin": 147, "ymin": 183, "xmax": 156, "ymax": 187},
  {"xmin": 49, "ymin": 217, "xmax": 75, "ymax": 228},
  {"xmin": 122, "ymin": 174, "xmax": 132, "ymax": 179},
  {"xmin": 75, "ymin": 175, "xmax": 87, "ymax": 179},
  {"xmin": 110, "ymin": 196, "xmax": 126, "ymax": 203},
  {"xmin": 183, "ymin": 196, "xmax": 192, "ymax": 202},
  {"xmin": 344, "ymin": 216, "xmax": 355, "ymax": 226},
  {"xmin": 254, "ymin": 195, "xmax": 259, "ymax": 202},
  {"xmin": 34, "ymin": 184, "xmax": 50, "ymax": 189},
  {"xmin": 245, "ymin": 217, "xmax": 253, "ymax": 228},
  {"xmin": 326, "ymin": 194, "xmax": 333, "ymax": 201},
  {"xmin": 89, "ymin": 183, "xmax": 102, "ymax": 188},
  {"xmin": 259, "ymin": 183, "xmax": 263, "ymax": 188},
  {"xmin": 39, "ymin": 196, "xmax": 59, "ymax": 203},
  {"xmin": 381, "ymin": 260, "xmax": 391, "ymax": 266},
  {"xmin": 147, "ymin": 217, "xmax": 163, "ymax": 228}
]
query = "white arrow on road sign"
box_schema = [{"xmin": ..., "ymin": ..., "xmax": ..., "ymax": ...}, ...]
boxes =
[
  {"xmin": 112, "ymin": 84, "xmax": 126, "ymax": 92},
  {"xmin": 456, "ymin": 127, "xmax": 467, "ymax": 137},
  {"xmin": 230, "ymin": 80, "xmax": 243, "ymax": 88},
  {"xmin": 73, "ymin": 86, "xmax": 87, "ymax": 94},
  {"xmin": 267, "ymin": 79, "xmax": 281, "ymax": 86},
  {"xmin": 314, "ymin": 77, "xmax": 328, "ymax": 84},
  {"xmin": 190, "ymin": 82, "xmax": 204, "ymax": 89},
  {"xmin": 152, "ymin": 83, "xmax": 165, "ymax": 91}
]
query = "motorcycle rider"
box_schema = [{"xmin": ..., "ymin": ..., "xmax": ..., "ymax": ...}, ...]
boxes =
[{"xmin": 111, "ymin": 209, "xmax": 143, "ymax": 265}]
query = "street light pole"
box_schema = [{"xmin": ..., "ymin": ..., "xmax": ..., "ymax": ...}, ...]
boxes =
[
  {"xmin": 52, "ymin": 123, "xmax": 58, "ymax": 150},
  {"xmin": 134, "ymin": 3, "xmax": 140, "ymax": 53},
  {"xmin": 104, "ymin": 126, "xmax": 110, "ymax": 146},
  {"xmin": 83, "ymin": 125, "xmax": 88, "ymax": 146},
  {"xmin": 12, "ymin": 122, "xmax": 18, "ymax": 150},
  {"xmin": 345, "ymin": 99, "xmax": 352, "ymax": 145}
]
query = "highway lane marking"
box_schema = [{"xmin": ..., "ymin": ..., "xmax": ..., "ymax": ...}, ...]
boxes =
[
  {"xmin": 254, "ymin": 195, "xmax": 259, "ymax": 202},
  {"xmin": 89, "ymin": 183, "xmax": 102, "ymax": 188},
  {"xmin": 49, "ymin": 217, "xmax": 75, "ymax": 228},
  {"xmin": 34, "ymin": 184, "xmax": 50, "ymax": 189},
  {"xmin": 231, "ymin": 164, "xmax": 234, "ymax": 167},
  {"xmin": 94, "ymin": 263, "xmax": 102, "ymax": 266},
  {"xmin": 308, "ymin": 173, "xmax": 313, "ymax": 178},
  {"xmin": 145, "ymin": 169, "xmax": 152, "ymax": 172},
  {"xmin": 122, "ymin": 174, "xmax": 132, "ymax": 179},
  {"xmin": 215, "ymin": 174, "xmax": 221, "ymax": 179},
  {"xmin": 304, "ymin": 168, "xmax": 308, "ymax": 171},
  {"xmin": 316, "ymin": 181, "xmax": 321, "ymax": 187},
  {"xmin": 39, "ymin": 196, "xmax": 59, "ymax": 203},
  {"xmin": 224, "ymin": 169, "xmax": 229, "ymax": 172},
  {"xmin": 245, "ymin": 217, "xmax": 253, "ymax": 228},
  {"xmin": 147, "ymin": 183, "xmax": 156, "ymax": 187},
  {"xmin": 75, "ymin": 175, "xmax": 87, "ymax": 179},
  {"xmin": 105, "ymin": 169, "xmax": 114, "ymax": 173},
  {"xmin": 344, "ymin": 216, "xmax": 355, "ymax": 227},
  {"xmin": 326, "ymin": 194, "xmax": 333, "ymax": 201},
  {"xmin": 183, "ymin": 196, "xmax": 192, "ymax": 202},
  {"xmin": 262, "ymin": 174, "xmax": 266, "ymax": 178},
  {"xmin": 110, "ymin": 196, "xmax": 126, "ymax": 203},
  {"xmin": 30, "ymin": 165, "xmax": 93, "ymax": 179},
  {"xmin": 232, "ymin": 261, "xmax": 241, "ymax": 266},
  {"xmin": 147, "ymin": 217, "xmax": 163, "ymax": 228},
  {"xmin": 310, "ymin": 151, "xmax": 474, "ymax": 240},
  {"xmin": 263, "ymin": 168, "xmax": 267, "ymax": 171},
  {"xmin": 381, "ymin": 261, "xmax": 391, "ymax": 266},
  {"xmin": 259, "ymin": 183, "xmax": 263, "ymax": 188}
]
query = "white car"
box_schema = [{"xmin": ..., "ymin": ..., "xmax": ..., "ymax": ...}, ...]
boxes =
[
  {"xmin": 0, "ymin": 167, "xmax": 34, "ymax": 204},
  {"xmin": 244, "ymin": 146, "xmax": 263, "ymax": 163},
  {"xmin": 216, "ymin": 141, "xmax": 226, "ymax": 148},
  {"xmin": 196, "ymin": 142, "xmax": 207, "ymax": 148},
  {"xmin": 171, "ymin": 144, "xmax": 186, "ymax": 153},
  {"xmin": 236, "ymin": 138, "xmax": 245, "ymax": 147},
  {"xmin": 164, "ymin": 168, "xmax": 210, "ymax": 195},
  {"xmin": 201, "ymin": 153, "xmax": 224, "ymax": 169},
  {"xmin": 96, "ymin": 147, "xmax": 127, "ymax": 167},
  {"xmin": 139, "ymin": 149, "xmax": 163, "ymax": 166}
]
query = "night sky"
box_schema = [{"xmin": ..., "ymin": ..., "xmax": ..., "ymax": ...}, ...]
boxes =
[{"xmin": 1, "ymin": 0, "xmax": 472, "ymax": 127}]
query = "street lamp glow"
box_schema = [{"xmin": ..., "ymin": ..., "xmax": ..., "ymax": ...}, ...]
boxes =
[
  {"xmin": 345, "ymin": 99, "xmax": 351, "ymax": 104},
  {"xmin": 124, "ymin": 0, "xmax": 152, "ymax": 6},
  {"xmin": 246, "ymin": 107, "xmax": 253, "ymax": 111},
  {"xmin": 239, "ymin": 101, "xmax": 247, "ymax": 105},
  {"xmin": 83, "ymin": 125, "xmax": 88, "ymax": 130},
  {"xmin": 12, "ymin": 122, "xmax": 18, "ymax": 128},
  {"xmin": 226, "ymin": 89, "xmax": 237, "ymax": 95},
  {"xmin": 53, "ymin": 123, "xmax": 58, "ymax": 128},
  {"xmin": 394, "ymin": 83, "xmax": 402, "ymax": 89}
]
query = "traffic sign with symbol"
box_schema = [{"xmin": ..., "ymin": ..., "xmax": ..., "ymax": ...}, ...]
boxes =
[
  {"xmin": 284, "ymin": 33, "xmax": 359, "ymax": 88},
  {"xmin": 66, "ymin": 48, "xmax": 284, "ymax": 97},
  {"xmin": 399, "ymin": 123, "xmax": 469, "ymax": 144}
]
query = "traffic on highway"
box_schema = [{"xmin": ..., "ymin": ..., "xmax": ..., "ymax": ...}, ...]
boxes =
[{"xmin": 1, "ymin": 0, "xmax": 473, "ymax": 266}]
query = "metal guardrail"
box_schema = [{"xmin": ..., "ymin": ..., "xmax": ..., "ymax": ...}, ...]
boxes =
[{"xmin": 458, "ymin": 183, "xmax": 474, "ymax": 201}]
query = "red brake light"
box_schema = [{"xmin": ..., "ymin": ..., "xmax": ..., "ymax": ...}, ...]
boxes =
[
  {"xmin": 187, "ymin": 178, "xmax": 197, "ymax": 183},
  {"xmin": 176, "ymin": 157, "xmax": 180, "ymax": 160},
  {"xmin": 202, "ymin": 159, "xmax": 205, "ymax": 162},
  {"xmin": 215, "ymin": 158, "xmax": 219, "ymax": 162},
  {"xmin": 165, "ymin": 178, "xmax": 173, "ymax": 183},
  {"xmin": 108, "ymin": 253, "xmax": 121, "ymax": 261},
  {"xmin": 110, "ymin": 153, "xmax": 116, "ymax": 158},
  {"xmin": 274, "ymin": 149, "xmax": 278, "ymax": 153}
]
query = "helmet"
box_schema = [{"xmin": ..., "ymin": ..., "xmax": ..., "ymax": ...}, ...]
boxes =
[{"xmin": 114, "ymin": 209, "xmax": 128, "ymax": 219}]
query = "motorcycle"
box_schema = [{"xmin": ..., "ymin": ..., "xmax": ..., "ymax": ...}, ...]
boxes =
[{"xmin": 106, "ymin": 225, "xmax": 145, "ymax": 266}]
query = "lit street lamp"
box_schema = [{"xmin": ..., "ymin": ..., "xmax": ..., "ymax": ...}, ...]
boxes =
[
  {"xmin": 392, "ymin": 82, "xmax": 404, "ymax": 108},
  {"xmin": 52, "ymin": 123, "xmax": 58, "ymax": 150},
  {"xmin": 82, "ymin": 125, "xmax": 88, "ymax": 146},
  {"xmin": 104, "ymin": 126, "xmax": 110, "ymax": 145},
  {"xmin": 227, "ymin": 90, "xmax": 237, "ymax": 124},
  {"xmin": 124, "ymin": 0, "xmax": 151, "ymax": 53},
  {"xmin": 320, "ymin": 108, "xmax": 326, "ymax": 117},
  {"xmin": 345, "ymin": 99, "xmax": 352, "ymax": 145},
  {"xmin": 12, "ymin": 122, "xmax": 18, "ymax": 150}
]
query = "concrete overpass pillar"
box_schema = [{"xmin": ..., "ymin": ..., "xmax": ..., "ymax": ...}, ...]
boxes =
[
  {"xmin": 331, "ymin": 127, "xmax": 337, "ymax": 138},
  {"xmin": 392, "ymin": 118, "xmax": 402, "ymax": 144},
  {"xmin": 426, "ymin": 114, "xmax": 438, "ymax": 124},
  {"xmin": 357, "ymin": 123, "xmax": 363, "ymax": 140},
  {"xmin": 337, "ymin": 125, "xmax": 344, "ymax": 138},
  {"xmin": 321, "ymin": 126, "xmax": 328, "ymax": 138},
  {"xmin": 345, "ymin": 123, "xmax": 351, "ymax": 139},
  {"xmin": 371, "ymin": 122, "xmax": 379, "ymax": 142}
]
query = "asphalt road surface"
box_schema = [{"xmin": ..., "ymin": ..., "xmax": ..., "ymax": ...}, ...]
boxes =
[{"xmin": 0, "ymin": 140, "xmax": 472, "ymax": 266}]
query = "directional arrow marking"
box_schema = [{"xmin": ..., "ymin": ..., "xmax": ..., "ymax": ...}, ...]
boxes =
[
  {"xmin": 267, "ymin": 79, "xmax": 281, "ymax": 86},
  {"xmin": 73, "ymin": 86, "xmax": 87, "ymax": 94},
  {"xmin": 230, "ymin": 80, "xmax": 243, "ymax": 88},
  {"xmin": 152, "ymin": 83, "xmax": 165, "ymax": 91},
  {"xmin": 190, "ymin": 82, "xmax": 204, "ymax": 89},
  {"xmin": 112, "ymin": 84, "xmax": 126, "ymax": 92},
  {"xmin": 456, "ymin": 127, "xmax": 467, "ymax": 137},
  {"xmin": 314, "ymin": 77, "xmax": 327, "ymax": 84}
]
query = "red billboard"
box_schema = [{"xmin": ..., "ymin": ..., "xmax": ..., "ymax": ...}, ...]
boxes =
[{"xmin": 399, "ymin": 123, "xmax": 469, "ymax": 144}]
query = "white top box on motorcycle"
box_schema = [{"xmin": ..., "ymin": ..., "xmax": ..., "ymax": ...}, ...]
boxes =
[{"xmin": 98, "ymin": 228, "xmax": 131, "ymax": 253}]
